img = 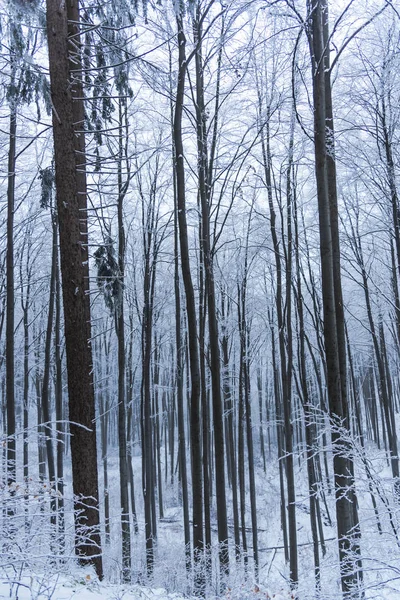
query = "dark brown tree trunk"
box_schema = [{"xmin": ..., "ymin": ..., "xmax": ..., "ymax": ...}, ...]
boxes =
[
  {"xmin": 116, "ymin": 99, "xmax": 131, "ymax": 583},
  {"xmin": 20, "ymin": 250, "xmax": 31, "ymax": 498},
  {"xmin": 174, "ymin": 192, "xmax": 191, "ymax": 572},
  {"xmin": 221, "ymin": 292, "xmax": 240, "ymax": 560},
  {"xmin": 45, "ymin": 0, "xmax": 102, "ymax": 577},
  {"xmin": 170, "ymin": 38, "xmax": 190, "ymax": 556},
  {"xmin": 100, "ymin": 330, "xmax": 111, "ymax": 543},
  {"xmin": 127, "ymin": 309, "xmax": 139, "ymax": 535},
  {"xmin": 237, "ymin": 203, "xmax": 258, "ymax": 579},
  {"xmin": 173, "ymin": 14, "xmax": 204, "ymax": 591},
  {"xmin": 261, "ymin": 108, "xmax": 297, "ymax": 586},
  {"xmin": 6, "ymin": 102, "xmax": 17, "ymax": 490},
  {"xmin": 34, "ymin": 319, "xmax": 46, "ymax": 491},
  {"xmin": 198, "ymin": 234, "xmax": 212, "ymax": 559},
  {"xmin": 141, "ymin": 224, "xmax": 156, "ymax": 577},
  {"xmin": 269, "ymin": 308, "xmax": 289, "ymax": 564},
  {"xmin": 193, "ymin": 9, "xmax": 229, "ymax": 578},
  {"xmin": 139, "ymin": 165, "xmax": 162, "ymax": 576},
  {"xmin": 293, "ymin": 191, "xmax": 321, "ymax": 591},
  {"xmin": 257, "ymin": 369, "xmax": 266, "ymax": 473},
  {"xmin": 54, "ymin": 225, "xmax": 65, "ymax": 546},
  {"xmin": 308, "ymin": 0, "xmax": 362, "ymax": 594},
  {"xmin": 153, "ymin": 340, "xmax": 164, "ymax": 520},
  {"xmin": 237, "ymin": 327, "xmax": 248, "ymax": 568},
  {"xmin": 41, "ymin": 212, "xmax": 58, "ymax": 531}
]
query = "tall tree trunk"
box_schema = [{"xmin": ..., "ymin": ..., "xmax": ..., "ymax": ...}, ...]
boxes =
[
  {"xmin": 199, "ymin": 232, "xmax": 212, "ymax": 558},
  {"xmin": 34, "ymin": 319, "xmax": 46, "ymax": 492},
  {"xmin": 20, "ymin": 252, "xmax": 31, "ymax": 490},
  {"xmin": 173, "ymin": 172, "xmax": 191, "ymax": 572},
  {"xmin": 45, "ymin": 0, "xmax": 102, "ymax": 577},
  {"xmin": 100, "ymin": 330, "xmax": 111, "ymax": 543},
  {"xmin": 116, "ymin": 99, "xmax": 131, "ymax": 583},
  {"xmin": 261, "ymin": 109, "xmax": 297, "ymax": 585},
  {"xmin": 309, "ymin": 1, "xmax": 361, "ymax": 594},
  {"xmin": 173, "ymin": 13, "xmax": 204, "ymax": 592},
  {"xmin": 41, "ymin": 211, "xmax": 58, "ymax": 531},
  {"xmin": 6, "ymin": 100, "xmax": 17, "ymax": 490},
  {"xmin": 141, "ymin": 194, "xmax": 157, "ymax": 576},
  {"xmin": 126, "ymin": 313, "xmax": 139, "ymax": 536},
  {"xmin": 221, "ymin": 292, "xmax": 240, "ymax": 560},
  {"xmin": 269, "ymin": 308, "xmax": 289, "ymax": 564},
  {"xmin": 293, "ymin": 191, "xmax": 321, "ymax": 591},
  {"xmin": 54, "ymin": 227, "xmax": 65, "ymax": 546},
  {"xmin": 193, "ymin": 8, "xmax": 229, "ymax": 578}
]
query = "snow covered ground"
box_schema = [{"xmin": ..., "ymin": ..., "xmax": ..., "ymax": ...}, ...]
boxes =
[
  {"xmin": 0, "ymin": 567, "xmax": 297, "ymax": 600},
  {"xmin": 0, "ymin": 571, "xmax": 190, "ymax": 600},
  {"xmin": 1, "ymin": 429, "xmax": 400, "ymax": 599}
]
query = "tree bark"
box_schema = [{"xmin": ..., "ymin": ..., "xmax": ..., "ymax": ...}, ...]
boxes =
[
  {"xmin": 6, "ymin": 101, "xmax": 17, "ymax": 490},
  {"xmin": 193, "ymin": 7, "xmax": 229, "ymax": 578},
  {"xmin": 309, "ymin": 0, "xmax": 362, "ymax": 594},
  {"xmin": 45, "ymin": 0, "xmax": 102, "ymax": 577},
  {"xmin": 173, "ymin": 14, "xmax": 204, "ymax": 592}
]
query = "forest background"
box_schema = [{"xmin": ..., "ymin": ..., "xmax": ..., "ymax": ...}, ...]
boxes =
[{"xmin": 1, "ymin": 0, "xmax": 400, "ymax": 599}]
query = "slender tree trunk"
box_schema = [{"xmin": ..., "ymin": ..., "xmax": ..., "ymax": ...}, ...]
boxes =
[
  {"xmin": 41, "ymin": 212, "xmax": 58, "ymax": 530},
  {"xmin": 174, "ymin": 198, "xmax": 191, "ymax": 572},
  {"xmin": 257, "ymin": 368, "xmax": 266, "ymax": 473},
  {"xmin": 20, "ymin": 256, "xmax": 31, "ymax": 521},
  {"xmin": 154, "ymin": 341, "xmax": 164, "ymax": 520},
  {"xmin": 34, "ymin": 320, "xmax": 46, "ymax": 491},
  {"xmin": 116, "ymin": 99, "xmax": 131, "ymax": 583},
  {"xmin": 173, "ymin": 14, "xmax": 204, "ymax": 591},
  {"xmin": 199, "ymin": 236, "xmax": 212, "ymax": 558},
  {"xmin": 6, "ymin": 101, "xmax": 17, "ymax": 490},
  {"xmin": 261, "ymin": 109, "xmax": 297, "ymax": 586},
  {"xmin": 141, "ymin": 205, "xmax": 157, "ymax": 576},
  {"xmin": 126, "ymin": 318, "xmax": 139, "ymax": 536},
  {"xmin": 54, "ymin": 225, "xmax": 65, "ymax": 547},
  {"xmin": 221, "ymin": 292, "xmax": 240, "ymax": 560},
  {"xmin": 193, "ymin": 9, "xmax": 229, "ymax": 578},
  {"xmin": 127, "ymin": 309, "xmax": 139, "ymax": 535},
  {"xmin": 237, "ymin": 326, "xmax": 248, "ymax": 569},
  {"xmin": 269, "ymin": 309, "xmax": 289, "ymax": 564},
  {"xmin": 19, "ymin": 248, "xmax": 31, "ymax": 531},
  {"xmin": 293, "ymin": 192, "xmax": 321, "ymax": 591}
]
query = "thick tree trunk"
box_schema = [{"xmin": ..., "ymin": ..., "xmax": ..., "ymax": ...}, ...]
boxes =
[
  {"xmin": 309, "ymin": 0, "xmax": 361, "ymax": 595},
  {"xmin": 45, "ymin": 0, "xmax": 102, "ymax": 578}
]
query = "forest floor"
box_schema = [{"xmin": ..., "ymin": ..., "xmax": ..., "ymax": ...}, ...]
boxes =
[
  {"xmin": 0, "ymin": 570, "xmax": 190, "ymax": 600},
  {"xmin": 0, "ymin": 568, "xmax": 297, "ymax": 600},
  {"xmin": 1, "ymin": 433, "xmax": 400, "ymax": 599}
]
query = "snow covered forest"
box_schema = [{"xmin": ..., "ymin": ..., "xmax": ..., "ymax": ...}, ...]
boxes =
[{"xmin": 1, "ymin": 0, "xmax": 400, "ymax": 598}]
